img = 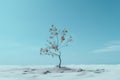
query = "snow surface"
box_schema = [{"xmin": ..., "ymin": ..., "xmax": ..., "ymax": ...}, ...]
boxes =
[{"xmin": 0, "ymin": 65, "xmax": 120, "ymax": 80}]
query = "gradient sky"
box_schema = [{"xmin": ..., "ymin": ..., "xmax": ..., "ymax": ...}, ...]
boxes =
[{"xmin": 0, "ymin": 0, "xmax": 120, "ymax": 65}]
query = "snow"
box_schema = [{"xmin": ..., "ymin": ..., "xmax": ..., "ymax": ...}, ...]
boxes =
[{"xmin": 0, "ymin": 65, "xmax": 120, "ymax": 80}]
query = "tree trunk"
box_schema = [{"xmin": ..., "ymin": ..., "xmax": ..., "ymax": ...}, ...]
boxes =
[{"xmin": 58, "ymin": 55, "xmax": 61, "ymax": 68}]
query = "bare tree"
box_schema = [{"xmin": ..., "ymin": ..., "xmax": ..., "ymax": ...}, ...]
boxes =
[{"xmin": 40, "ymin": 25, "xmax": 72, "ymax": 68}]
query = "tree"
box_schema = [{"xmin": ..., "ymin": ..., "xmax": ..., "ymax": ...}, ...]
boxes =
[{"xmin": 40, "ymin": 25, "xmax": 72, "ymax": 68}]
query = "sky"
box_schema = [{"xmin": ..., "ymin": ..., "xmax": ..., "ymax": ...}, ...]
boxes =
[{"xmin": 0, "ymin": 0, "xmax": 120, "ymax": 65}]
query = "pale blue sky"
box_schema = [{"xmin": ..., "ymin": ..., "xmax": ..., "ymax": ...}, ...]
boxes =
[{"xmin": 0, "ymin": 0, "xmax": 120, "ymax": 65}]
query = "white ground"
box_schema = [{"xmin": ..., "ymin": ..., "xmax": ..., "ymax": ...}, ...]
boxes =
[{"xmin": 0, "ymin": 65, "xmax": 120, "ymax": 80}]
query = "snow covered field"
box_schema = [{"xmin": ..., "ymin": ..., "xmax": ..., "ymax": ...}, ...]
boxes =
[{"xmin": 0, "ymin": 65, "xmax": 120, "ymax": 80}]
